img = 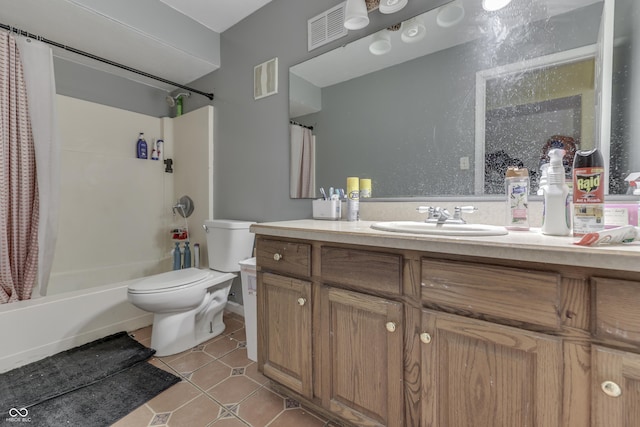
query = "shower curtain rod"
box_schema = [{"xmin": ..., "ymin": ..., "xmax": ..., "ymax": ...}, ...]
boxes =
[
  {"xmin": 0, "ymin": 23, "xmax": 215, "ymax": 101},
  {"xmin": 289, "ymin": 120, "xmax": 314, "ymax": 130}
]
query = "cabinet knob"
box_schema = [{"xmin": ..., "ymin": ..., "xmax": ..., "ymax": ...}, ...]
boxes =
[
  {"xmin": 385, "ymin": 322, "xmax": 397, "ymax": 333},
  {"xmin": 297, "ymin": 297, "xmax": 306, "ymax": 306},
  {"xmin": 420, "ymin": 332, "xmax": 432, "ymax": 344},
  {"xmin": 601, "ymin": 380, "xmax": 622, "ymax": 397},
  {"xmin": 273, "ymin": 253, "xmax": 283, "ymax": 261}
]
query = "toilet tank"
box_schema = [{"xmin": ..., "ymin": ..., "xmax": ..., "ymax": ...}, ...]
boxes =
[{"xmin": 204, "ymin": 220, "xmax": 256, "ymax": 272}]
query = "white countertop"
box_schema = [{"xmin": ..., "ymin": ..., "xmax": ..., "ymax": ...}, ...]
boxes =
[{"xmin": 251, "ymin": 219, "xmax": 640, "ymax": 273}]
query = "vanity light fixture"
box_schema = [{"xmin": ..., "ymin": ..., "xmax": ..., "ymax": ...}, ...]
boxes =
[
  {"xmin": 344, "ymin": 0, "xmax": 370, "ymax": 30},
  {"xmin": 401, "ymin": 17, "xmax": 426, "ymax": 43},
  {"xmin": 369, "ymin": 30, "xmax": 392, "ymax": 55},
  {"xmin": 482, "ymin": 0, "xmax": 512, "ymax": 12},
  {"xmin": 436, "ymin": 2, "xmax": 465, "ymax": 28},
  {"xmin": 379, "ymin": 0, "xmax": 408, "ymax": 14}
]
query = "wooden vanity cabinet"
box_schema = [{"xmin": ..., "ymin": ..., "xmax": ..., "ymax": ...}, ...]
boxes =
[
  {"xmin": 256, "ymin": 239, "xmax": 313, "ymax": 398},
  {"xmin": 420, "ymin": 259, "xmax": 566, "ymax": 427},
  {"xmin": 420, "ymin": 309, "xmax": 563, "ymax": 427},
  {"xmin": 320, "ymin": 285, "xmax": 404, "ymax": 427},
  {"xmin": 319, "ymin": 246, "xmax": 405, "ymax": 426},
  {"xmin": 255, "ymin": 231, "xmax": 640, "ymax": 427},
  {"xmin": 258, "ymin": 272, "xmax": 312, "ymax": 397},
  {"xmin": 591, "ymin": 277, "xmax": 640, "ymax": 427}
]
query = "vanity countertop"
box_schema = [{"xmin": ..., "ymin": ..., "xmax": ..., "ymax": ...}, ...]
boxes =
[{"xmin": 251, "ymin": 219, "xmax": 640, "ymax": 273}]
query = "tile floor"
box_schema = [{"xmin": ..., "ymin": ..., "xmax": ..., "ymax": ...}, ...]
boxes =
[{"xmin": 115, "ymin": 312, "xmax": 338, "ymax": 427}]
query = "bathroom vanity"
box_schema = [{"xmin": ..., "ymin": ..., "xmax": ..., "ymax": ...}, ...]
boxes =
[{"xmin": 252, "ymin": 220, "xmax": 640, "ymax": 427}]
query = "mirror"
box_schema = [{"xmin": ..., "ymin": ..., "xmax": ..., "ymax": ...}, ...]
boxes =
[{"xmin": 289, "ymin": 0, "xmax": 636, "ymax": 198}]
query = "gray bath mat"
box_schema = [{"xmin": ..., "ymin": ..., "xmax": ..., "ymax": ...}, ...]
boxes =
[{"xmin": 0, "ymin": 331, "xmax": 180, "ymax": 426}]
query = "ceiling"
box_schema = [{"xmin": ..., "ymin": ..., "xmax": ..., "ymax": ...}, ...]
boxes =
[{"xmin": 0, "ymin": 0, "xmax": 273, "ymax": 91}]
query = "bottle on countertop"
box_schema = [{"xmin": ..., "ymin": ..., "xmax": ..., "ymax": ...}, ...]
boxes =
[
  {"xmin": 505, "ymin": 166, "xmax": 530, "ymax": 230},
  {"xmin": 541, "ymin": 149, "xmax": 571, "ymax": 236},
  {"xmin": 572, "ymin": 148, "xmax": 605, "ymax": 236},
  {"xmin": 136, "ymin": 132, "xmax": 148, "ymax": 159},
  {"xmin": 346, "ymin": 177, "xmax": 359, "ymax": 221}
]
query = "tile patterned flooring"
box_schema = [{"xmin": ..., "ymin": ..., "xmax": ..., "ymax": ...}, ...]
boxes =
[{"xmin": 115, "ymin": 312, "xmax": 336, "ymax": 427}]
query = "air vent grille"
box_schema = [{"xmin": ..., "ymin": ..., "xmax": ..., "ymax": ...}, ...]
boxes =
[{"xmin": 308, "ymin": 2, "xmax": 348, "ymax": 51}]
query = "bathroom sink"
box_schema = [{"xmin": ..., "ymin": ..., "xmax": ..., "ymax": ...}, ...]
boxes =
[{"xmin": 370, "ymin": 221, "xmax": 508, "ymax": 236}]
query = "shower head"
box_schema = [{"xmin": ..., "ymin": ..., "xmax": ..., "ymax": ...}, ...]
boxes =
[{"xmin": 165, "ymin": 92, "xmax": 191, "ymax": 107}]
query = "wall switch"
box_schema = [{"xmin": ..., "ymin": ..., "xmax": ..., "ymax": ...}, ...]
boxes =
[{"xmin": 460, "ymin": 156, "xmax": 470, "ymax": 170}]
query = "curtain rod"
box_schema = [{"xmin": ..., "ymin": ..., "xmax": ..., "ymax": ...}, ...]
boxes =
[
  {"xmin": 0, "ymin": 23, "xmax": 214, "ymax": 101},
  {"xmin": 289, "ymin": 120, "xmax": 314, "ymax": 130}
]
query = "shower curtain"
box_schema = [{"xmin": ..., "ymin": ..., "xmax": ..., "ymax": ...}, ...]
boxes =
[
  {"xmin": 0, "ymin": 32, "xmax": 59, "ymax": 303},
  {"xmin": 289, "ymin": 124, "xmax": 316, "ymax": 198}
]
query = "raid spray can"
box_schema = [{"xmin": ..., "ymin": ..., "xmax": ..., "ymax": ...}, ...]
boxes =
[
  {"xmin": 346, "ymin": 177, "xmax": 360, "ymax": 221},
  {"xmin": 572, "ymin": 148, "xmax": 605, "ymax": 236},
  {"xmin": 505, "ymin": 167, "xmax": 530, "ymax": 230}
]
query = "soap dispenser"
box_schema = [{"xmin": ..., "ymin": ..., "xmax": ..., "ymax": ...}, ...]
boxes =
[{"xmin": 542, "ymin": 148, "xmax": 571, "ymax": 236}]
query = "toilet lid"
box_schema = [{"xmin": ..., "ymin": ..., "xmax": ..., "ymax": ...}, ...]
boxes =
[{"xmin": 128, "ymin": 268, "xmax": 215, "ymax": 293}]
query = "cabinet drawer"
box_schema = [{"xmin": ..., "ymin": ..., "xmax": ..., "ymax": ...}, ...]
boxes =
[
  {"xmin": 593, "ymin": 277, "xmax": 640, "ymax": 346},
  {"xmin": 421, "ymin": 259, "xmax": 562, "ymax": 329},
  {"xmin": 321, "ymin": 246, "xmax": 402, "ymax": 295},
  {"xmin": 256, "ymin": 238, "xmax": 311, "ymax": 278}
]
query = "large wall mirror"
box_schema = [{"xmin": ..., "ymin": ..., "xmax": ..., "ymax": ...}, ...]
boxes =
[{"xmin": 289, "ymin": 0, "xmax": 637, "ymax": 198}]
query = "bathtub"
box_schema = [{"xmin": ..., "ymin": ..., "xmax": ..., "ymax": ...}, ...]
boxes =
[{"xmin": 0, "ymin": 279, "xmax": 153, "ymax": 373}]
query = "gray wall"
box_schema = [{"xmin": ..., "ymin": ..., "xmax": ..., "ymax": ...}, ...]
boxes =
[
  {"xmin": 54, "ymin": 57, "xmax": 172, "ymax": 118},
  {"xmin": 183, "ymin": 0, "xmax": 449, "ymax": 222}
]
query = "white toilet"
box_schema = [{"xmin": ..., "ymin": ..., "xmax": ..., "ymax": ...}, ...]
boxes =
[{"xmin": 127, "ymin": 219, "xmax": 255, "ymax": 356}]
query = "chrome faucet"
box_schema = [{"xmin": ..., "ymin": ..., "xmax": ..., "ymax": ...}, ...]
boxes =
[{"xmin": 416, "ymin": 206, "xmax": 477, "ymax": 224}]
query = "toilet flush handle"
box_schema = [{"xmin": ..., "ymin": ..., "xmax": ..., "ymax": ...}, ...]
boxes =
[{"xmin": 203, "ymin": 224, "xmax": 209, "ymax": 233}]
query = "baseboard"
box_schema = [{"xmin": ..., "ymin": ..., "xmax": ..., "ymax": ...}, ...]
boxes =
[{"xmin": 225, "ymin": 300, "xmax": 245, "ymax": 318}]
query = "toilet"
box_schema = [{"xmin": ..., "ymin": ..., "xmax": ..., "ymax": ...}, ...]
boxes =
[{"xmin": 127, "ymin": 219, "xmax": 255, "ymax": 356}]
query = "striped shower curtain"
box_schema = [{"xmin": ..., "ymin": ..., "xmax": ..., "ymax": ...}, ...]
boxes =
[{"xmin": 0, "ymin": 32, "xmax": 39, "ymax": 303}]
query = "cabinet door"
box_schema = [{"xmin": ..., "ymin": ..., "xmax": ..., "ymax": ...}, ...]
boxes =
[
  {"xmin": 421, "ymin": 309, "xmax": 563, "ymax": 427},
  {"xmin": 258, "ymin": 272, "xmax": 312, "ymax": 398},
  {"xmin": 320, "ymin": 286, "xmax": 404, "ymax": 427},
  {"xmin": 592, "ymin": 345, "xmax": 640, "ymax": 427}
]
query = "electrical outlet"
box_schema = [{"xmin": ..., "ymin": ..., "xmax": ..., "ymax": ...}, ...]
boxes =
[{"xmin": 460, "ymin": 156, "xmax": 470, "ymax": 170}]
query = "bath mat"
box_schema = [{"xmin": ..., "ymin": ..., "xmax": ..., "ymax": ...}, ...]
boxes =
[
  {"xmin": 25, "ymin": 361, "xmax": 180, "ymax": 426},
  {"xmin": 0, "ymin": 331, "xmax": 180, "ymax": 426}
]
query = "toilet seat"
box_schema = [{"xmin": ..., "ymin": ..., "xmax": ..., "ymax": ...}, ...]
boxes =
[{"xmin": 128, "ymin": 268, "xmax": 227, "ymax": 294}]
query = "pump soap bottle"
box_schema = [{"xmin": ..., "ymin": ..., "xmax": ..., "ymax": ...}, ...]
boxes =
[{"xmin": 542, "ymin": 149, "xmax": 571, "ymax": 236}]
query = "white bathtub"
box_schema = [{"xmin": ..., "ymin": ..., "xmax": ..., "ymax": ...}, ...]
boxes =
[{"xmin": 0, "ymin": 279, "xmax": 153, "ymax": 373}]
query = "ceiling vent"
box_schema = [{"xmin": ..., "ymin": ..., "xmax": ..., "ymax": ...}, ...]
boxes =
[{"xmin": 308, "ymin": 2, "xmax": 348, "ymax": 51}]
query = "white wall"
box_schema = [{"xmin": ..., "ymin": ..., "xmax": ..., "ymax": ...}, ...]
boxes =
[
  {"xmin": 172, "ymin": 106, "xmax": 214, "ymax": 268},
  {"xmin": 48, "ymin": 96, "xmax": 213, "ymax": 294}
]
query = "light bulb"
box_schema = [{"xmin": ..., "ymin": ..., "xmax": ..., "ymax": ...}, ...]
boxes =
[{"xmin": 482, "ymin": 0, "xmax": 512, "ymax": 12}]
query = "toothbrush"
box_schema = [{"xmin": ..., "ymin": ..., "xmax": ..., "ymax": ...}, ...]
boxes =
[{"xmin": 319, "ymin": 187, "xmax": 327, "ymax": 200}]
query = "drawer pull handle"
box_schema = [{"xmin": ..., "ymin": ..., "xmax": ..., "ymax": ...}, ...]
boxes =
[
  {"xmin": 385, "ymin": 322, "xmax": 397, "ymax": 333},
  {"xmin": 601, "ymin": 381, "xmax": 622, "ymax": 397},
  {"xmin": 420, "ymin": 332, "xmax": 432, "ymax": 344},
  {"xmin": 297, "ymin": 298, "xmax": 306, "ymax": 306},
  {"xmin": 273, "ymin": 253, "xmax": 283, "ymax": 261}
]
